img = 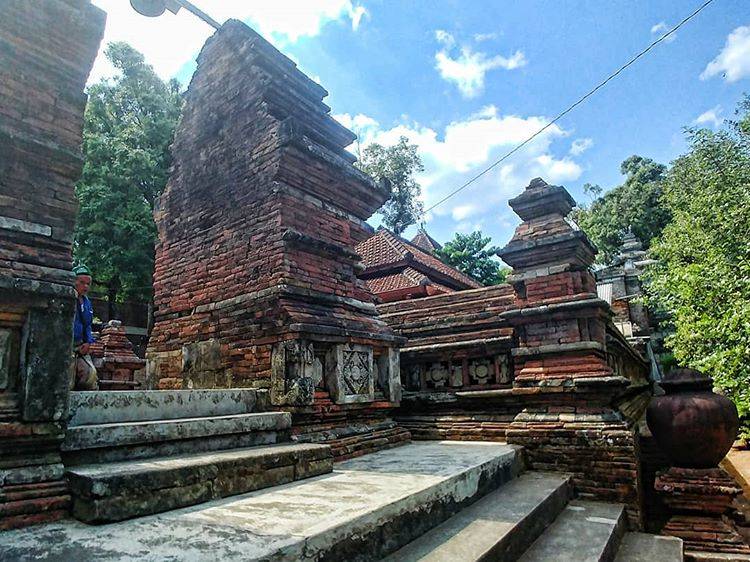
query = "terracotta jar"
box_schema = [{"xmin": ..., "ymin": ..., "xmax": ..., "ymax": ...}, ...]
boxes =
[{"xmin": 647, "ymin": 368, "xmax": 739, "ymax": 468}]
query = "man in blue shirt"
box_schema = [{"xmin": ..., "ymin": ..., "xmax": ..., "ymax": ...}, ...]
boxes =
[{"xmin": 72, "ymin": 265, "xmax": 98, "ymax": 390}]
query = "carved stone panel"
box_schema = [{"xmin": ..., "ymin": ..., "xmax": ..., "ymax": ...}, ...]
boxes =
[
  {"xmin": 375, "ymin": 348, "xmax": 401, "ymax": 403},
  {"xmin": 497, "ymin": 354, "xmax": 512, "ymax": 384},
  {"xmin": 468, "ymin": 359, "xmax": 493, "ymax": 386},
  {"xmin": 271, "ymin": 340, "xmax": 320, "ymax": 406},
  {"xmin": 327, "ymin": 344, "xmax": 374, "ymax": 404}
]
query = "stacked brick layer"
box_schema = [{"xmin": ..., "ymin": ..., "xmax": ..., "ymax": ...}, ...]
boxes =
[
  {"xmin": 656, "ymin": 467, "xmax": 750, "ymax": 555},
  {"xmin": 0, "ymin": 0, "xmax": 105, "ymax": 529}
]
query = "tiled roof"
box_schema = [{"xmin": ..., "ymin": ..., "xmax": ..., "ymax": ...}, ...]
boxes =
[
  {"xmin": 366, "ymin": 268, "xmax": 427, "ymax": 294},
  {"xmin": 410, "ymin": 229, "xmax": 442, "ymax": 253},
  {"xmin": 357, "ymin": 229, "xmax": 482, "ymax": 290}
]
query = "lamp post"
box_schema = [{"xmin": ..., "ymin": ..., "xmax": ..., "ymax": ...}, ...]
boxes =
[{"xmin": 129, "ymin": 0, "xmax": 220, "ymax": 29}]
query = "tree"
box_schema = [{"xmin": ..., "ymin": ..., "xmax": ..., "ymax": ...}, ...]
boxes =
[
  {"xmin": 359, "ymin": 136, "xmax": 424, "ymax": 235},
  {"xmin": 573, "ymin": 155, "xmax": 670, "ymax": 263},
  {"xmin": 74, "ymin": 42, "xmax": 183, "ymax": 310},
  {"xmin": 436, "ymin": 231, "xmax": 509, "ymax": 286},
  {"xmin": 645, "ymin": 96, "xmax": 750, "ymax": 437}
]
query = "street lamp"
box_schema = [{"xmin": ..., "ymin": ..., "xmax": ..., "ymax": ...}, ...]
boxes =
[{"xmin": 129, "ymin": 0, "xmax": 220, "ymax": 29}]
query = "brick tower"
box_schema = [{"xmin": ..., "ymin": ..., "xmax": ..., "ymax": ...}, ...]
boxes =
[{"xmin": 147, "ymin": 21, "xmax": 402, "ymax": 415}]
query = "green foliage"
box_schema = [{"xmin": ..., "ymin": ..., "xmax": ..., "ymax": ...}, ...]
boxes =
[
  {"xmin": 645, "ymin": 95, "xmax": 750, "ymax": 436},
  {"xmin": 359, "ymin": 136, "xmax": 424, "ymax": 235},
  {"xmin": 436, "ymin": 231, "xmax": 509, "ymax": 286},
  {"xmin": 74, "ymin": 42, "xmax": 182, "ymax": 302},
  {"xmin": 573, "ymin": 155, "xmax": 670, "ymax": 263}
]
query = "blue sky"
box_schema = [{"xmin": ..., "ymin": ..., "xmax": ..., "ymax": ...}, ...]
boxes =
[{"xmin": 91, "ymin": 0, "xmax": 749, "ymax": 250}]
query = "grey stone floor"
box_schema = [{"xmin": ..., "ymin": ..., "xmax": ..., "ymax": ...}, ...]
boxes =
[{"xmin": 0, "ymin": 441, "xmax": 517, "ymax": 562}]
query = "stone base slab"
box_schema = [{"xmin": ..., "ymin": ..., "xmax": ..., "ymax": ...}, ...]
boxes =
[
  {"xmin": 62, "ymin": 412, "xmax": 291, "ymax": 464},
  {"xmin": 67, "ymin": 442, "xmax": 333, "ymax": 523},
  {"xmin": 0, "ymin": 441, "xmax": 522, "ymax": 560},
  {"xmin": 68, "ymin": 389, "xmax": 267, "ymax": 426}
]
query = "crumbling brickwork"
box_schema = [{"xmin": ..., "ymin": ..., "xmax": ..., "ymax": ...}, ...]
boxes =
[
  {"xmin": 0, "ymin": 0, "xmax": 104, "ymax": 529},
  {"xmin": 147, "ymin": 21, "xmax": 404, "ymax": 453},
  {"xmin": 498, "ymin": 178, "xmax": 650, "ymax": 528}
]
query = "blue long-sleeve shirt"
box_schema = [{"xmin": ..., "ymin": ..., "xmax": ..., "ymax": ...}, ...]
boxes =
[{"xmin": 73, "ymin": 295, "xmax": 95, "ymax": 345}]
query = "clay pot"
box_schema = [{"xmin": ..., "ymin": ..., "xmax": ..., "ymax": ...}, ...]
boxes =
[{"xmin": 647, "ymin": 368, "xmax": 739, "ymax": 468}]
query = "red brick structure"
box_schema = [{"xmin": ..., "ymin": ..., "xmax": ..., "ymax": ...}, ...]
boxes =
[
  {"xmin": 147, "ymin": 20, "xmax": 405, "ymax": 453},
  {"xmin": 383, "ymin": 178, "xmax": 651, "ymax": 527},
  {"xmin": 0, "ymin": 0, "xmax": 104, "ymax": 529},
  {"xmin": 89, "ymin": 321, "xmax": 146, "ymax": 390},
  {"xmin": 656, "ymin": 467, "xmax": 750, "ymax": 556},
  {"xmin": 357, "ymin": 228, "xmax": 481, "ymax": 302}
]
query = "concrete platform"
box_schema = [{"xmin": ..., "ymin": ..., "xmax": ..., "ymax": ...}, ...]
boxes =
[
  {"xmin": 62, "ymin": 412, "xmax": 291, "ymax": 464},
  {"xmin": 0, "ymin": 441, "xmax": 521, "ymax": 561},
  {"xmin": 384, "ymin": 471, "xmax": 573, "ymax": 561},
  {"xmin": 519, "ymin": 500, "xmax": 626, "ymax": 561},
  {"xmin": 66, "ymin": 442, "xmax": 333, "ymax": 523},
  {"xmin": 614, "ymin": 532, "xmax": 683, "ymax": 561},
  {"xmin": 68, "ymin": 389, "xmax": 266, "ymax": 426}
]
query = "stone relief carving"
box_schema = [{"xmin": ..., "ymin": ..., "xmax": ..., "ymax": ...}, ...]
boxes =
[
  {"xmin": 402, "ymin": 353, "xmax": 512, "ymax": 391},
  {"xmin": 468, "ymin": 359, "xmax": 493, "ymax": 385},
  {"xmin": 271, "ymin": 339, "xmax": 321, "ymax": 406},
  {"xmin": 327, "ymin": 344, "xmax": 374, "ymax": 404}
]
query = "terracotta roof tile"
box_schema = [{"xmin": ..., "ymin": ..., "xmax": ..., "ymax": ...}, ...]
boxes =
[{"xmin": 356, "ymin": 229, "xmax": 482, "ymax": 290}]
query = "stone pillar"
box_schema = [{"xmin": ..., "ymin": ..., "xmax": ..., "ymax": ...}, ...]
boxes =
[
  {"xmin": 0, "ymin": 0, "xmax": 105, "ymax": 529},
  {"xmin": 147, "ymin": 21, "xmax": 402, "ymax": 423},
  {"xmin": 498, "ymin": 178, "xmax": 650, "ymax": 528}
]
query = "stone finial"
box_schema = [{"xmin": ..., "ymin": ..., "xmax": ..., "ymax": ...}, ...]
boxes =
[
  {"xmin": 498, "ymin": 178, "xmax": 596, "ymax": 273},
  {"xmin": 508, "ymin": 177, "xmax": 576, "ymax": 222}
]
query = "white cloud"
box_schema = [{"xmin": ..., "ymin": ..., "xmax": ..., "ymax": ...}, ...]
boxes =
[
  {"xmin": 347, "ymin": 105, "xmax": 582, "ymax": 229},
  {"xmin": 694, "ymin": 105, "xmax": 723, "ymax": 129},
  {"xmin": 569, "ymin": 137, "xmax": 594, "ymax": 156},
  {"xmin": 433, "ymin": 31, "xmax": 526, "ymax": 98},
  {"xmin": 650, "ymin": 22, "xmax": 676, "ymax": 43},
  {"xmin": 452, "ymin": 204, "xmax": 478, "ymax": 221},
  {"xmin": 435, "ymin": 29, "xmax": 455, "ymax": 48},
  {"xmin": 701, "ymin": 26, "xmax": 750, "ymax": 83},
  {"xmin": 474, "ymin": 33, "xmax": 498, "ymax": 42},
  {"xmin": 89, "ymin": 0, "xmax": 367, "ymax": 83}
]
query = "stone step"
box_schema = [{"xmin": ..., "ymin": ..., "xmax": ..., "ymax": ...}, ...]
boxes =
[
  {"xmin": 519, "ymin": 500, "xmax": 627, "ymax": 562},
  {"xmin": 68, "ymin": 389, "xmax": 266, "ymax": 426},
  {"xmin": 0, "ymin": 441, "xmax": 524, "ymax": 560},
  {"xmin": 62, "ymin": 411, "xmax": 291, "ymax": 465},
  {"xmin": 66, "ymin": 442, "xmax": 333, "ymax": 523},
  {"xmin": 384, "ymin": 471, "xmax": 573, "ymax": 561},
  {"xmin": 614, "ymin": 532, "xmax": 683, "ymax": 561}
]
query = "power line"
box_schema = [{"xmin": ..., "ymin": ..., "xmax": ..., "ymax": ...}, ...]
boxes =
[{"xmin": 423, "ymin": 0, "xmax": 715, "ymax": 215}]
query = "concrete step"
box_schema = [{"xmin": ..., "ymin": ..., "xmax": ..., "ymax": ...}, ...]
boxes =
[
  {"xmin": 384, "ymin": 471, "xmax": 573, "ymax": 561},
  {"xmin": 0, "ymin": 441, "xmax": 524, "ymax": 560},
  {"xmin": 66, "ymin": 442, "xmax": 333, "ymax": 523},
  {"xmin": 519, "ymin": 500, "xmax": 626, "ymax": 562},
  {"xmin": 62, "ymin": 411, "xmax": 291, "ymax": 464},
  {"xmin": 68, "ymin": 389, "xmax": 266, "ymax": 426},
  {"xmin": 614, "ymin": 532, "xmax": 683, "ymax": 561}
]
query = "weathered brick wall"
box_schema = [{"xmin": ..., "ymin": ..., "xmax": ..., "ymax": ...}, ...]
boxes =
[
  {"xmin": 0, "ymin": 0, "xmax": 104, "ymax": 529},
  {"xmin": 0, "ymin": 0, "xmax": 103, "ymax": 286},
  {"xmin": 498, "ymin": 178, "xmax": 651, "ymax": 528},
  {"xmin": 147, "ymin": 21, "xmax": 403, "ymax": 451}
]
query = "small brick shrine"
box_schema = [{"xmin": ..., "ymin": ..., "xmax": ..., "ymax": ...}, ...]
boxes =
[
  {"xmin": 147, "ymin": 20, "xmax": 405, "ymax": 451},
  {"xmin": 0, "ymin": 0, "xmax": 104, "ymax": 529}
]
